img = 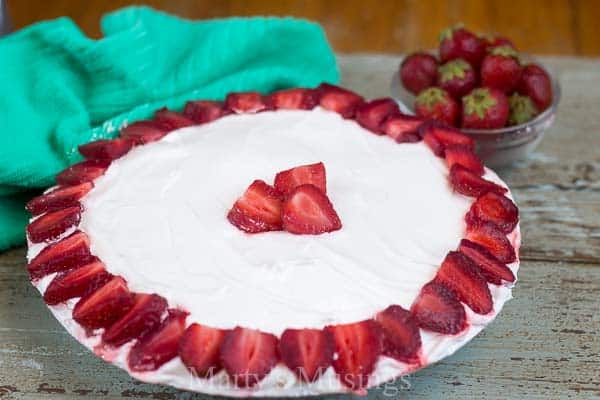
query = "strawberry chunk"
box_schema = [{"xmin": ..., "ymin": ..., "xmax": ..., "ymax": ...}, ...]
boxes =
[
  {"xmin": 128, "ymin": 309, "xmax": 188, "ymax": 372},
  {"xmin": 375, "ymin": 305, "xmax": 422, "ymax": 363},
  {"xmin": 355, "ymin": 98, "xmax": 400, "ymax": 134},
  {"xmin": 220, "ymin": 327, "xmax": 279, "ymax": 387},
  {"xmin": 459, "ymin": 239, "xmax": 516, "ymax": 285},
  {"xmin": 279, "ymin": 328, "xmax": 334, "ymax": 382},
  {"xmin": 43, "ymin": 260, "xmax": 112, "ymax": 305},
  {"xmin": 435, "ymin": 251, "xmax": 493, "ymax": 314},
  {"xmin": 420, "ymin": 122, "xmax": 474, "ymax": 156},
  {"xmin": 183, "ymin": 100, "xmax": 228, "ymax": 123},
  {"xmin": 316, "ymin": 83, "xmax": 364, "ymax": 118},
  {"xmin": 72, "ymin": 276, "xmax": 134, "ymax": 330},
  {"xmin": 381, "ymin": 114, "xmax": 425, "ymax": 143},
  {"xmin": 26, "ymin": 183, "xmax": 93, "ymax": 216},
  {"xmin": 274, "ymin": 162, "xmax": 327, "ymax": 195},
  {"xmin": 449, "ymin": 165, "xmax": 508, "ymax": 197},
  {"xmin": 466, "ymin": 192, "xmax": 519, "ymax": 234},
  {"xmin": 28, "ymin": 231, "xmax": 93, "ymax": 279},
  {"xmin": 225, "ymin": 92, "xmax": 268, "ymax": 114},
  {"xmin": 444, "ymin": 144, "xmax": 484, "ymax": 175},
  {"xmin": 120, "ymin": 120, "xmax": 169, "ymax": 144},
  {"xmin": 78, "ymin": 138, "xmax": 134, "ymax": 161},
  {"xmin": 466, "ymin": 222, "xmax": 516, "ymax": 264},
  {"xmin": 266, "ymin": 88, "xmax": 318, "ymax": 110},
  {"xmin": 227, "ymin": 180, "xmax": 283, "ymax": 233},
  {"xmin": 326, "ymin": 320, "xmax": 382, "ymax": 390},
  {"xmin": 153, "ymin": 108, "xmax": 194, "ymax": 130},
  {"xmin": 179, "ymin": 324, "xmax": 228, "ymax": 378},
  {"xmin": 102, "ymin": 293, "xmax": 168, "ymax": 347},
  {"xmin": 56, "ymin": 160, "xmax": 110, "ymax": 186},
  {"xmin": 26, "ymin": 205, "xmax": 81, "ymax": 243},
  {"xmin": 282, "ymin": 184, "xmax": 342, "ymax": 235},
  {"xmin": 410, "ymin": 281, "xmax": 467, "ymax": 334}
]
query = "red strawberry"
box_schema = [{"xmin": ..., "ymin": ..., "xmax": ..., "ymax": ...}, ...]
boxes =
[
  {"xmin": 128, "ymin": 309, "xmax": 188, "ymax": 372},
  {"xmin": 508, "ymin": 93, "xmax": 538, "ymax": 125},
  {"xmin": 316, "ymin": 83, "xmax": 364, "ymax": 118},
  {"xmin": 449, "ymin": 165, "xmax": 507, "ymax": 197},
  {"xmin": 466, "ymin": 222, "xmax": 516, "ymax": 264},
  {"xmin": 484, "ymin": 35, "xmax": 515, "ymax": 51},
  {"xmin": 414, "ymin": 87, "xmax": 460, "ymax": 127},
  {"xmin": 444, "ymin": 144, "xmax": 484, "ymax": 175},
  {"xmin": 43, "ymin": 260, "xmax": 112, "ymax": 305},
  {"xmin": 26, "ymin": 205, "xmax": 81, "ymax": 243},
  {"xmin": 274, "ymin": 162, "xmax": 326, "ymax": 195},
  {"xmin": 120, "ymin": 121, "xmax": 169, "ymax": 144},
  {"xmin": 462, "ymin": 87, "xmax": 509, "ymax": 129},
  {"xmin": 79, "ymin": 138, "xmax": 134, "ymax": 161},
  {"xmin": 183, "ymin": 100, "xmax": 229, "ymax": 123},
  {"xmin": 466, "ymin": 192, "xmax": 519, "ymax": 233},
  {"xmin": 419, "ymin": 121, "xmax": 474, "ymax": 157},
  {"xmin": 481, "ymin": 46, "xmax": 522, "ymax": 94},
  {"xmin": 282, "ymin": 184, "xmax": 342, "ymax": 235},
  {"xmin": 517, "ymin": 64, "xmax": 553, "ymax": 111},
  {"xmin": 459, "ymin": 239, "xmax": 516, "ymax": 285},
  {"xmin": 153, "ymin": 108, "xmax": 195, "ymax": 130},
  {"xmin": 72, "ymin": 276, "xmax": 134, "ymax": 330},
  {"xmin": 355, "ymin": 98, "xmax": 399, "ymax": 134},
  {"xmin": 266, "ymin": 88, "xmax": 318, "ymax": 110},
  {"xmin": 375, "ymin": 305, "xmax": 422, "ymax": 363},
  {"xmin": 225, "ymin": 92, "xmax": 268, "ymax": 114},
  {"xmin": 56, "ymin": 160, "xmax": 110, "ymax": 186},
  {"xmin": 28, "ymin": 231, "xmax": 93, "ymax": 279},
  {"xmin": 179, "ymin": 323, "xmax": 228, "ymax": 378},
  {"xmin": 102, "ymin": 293, "xmax": 168, "ymax": 347},
  {"xmin": 279, "ymin": 328, "xmax": 334, "ymax": 382},
  {"xmin": 381, "ymin": 114, "xmax": 425, "ymax": 143},
  {"xmin": 437, "ymin": 58, "xmax": 478, "ymax": 99},
  {"xmin": 439, "ymin": 25, "xmax": 486, "ymax": 68},
  {"xmin": 227, "ymin": 180, "xmax": 283, "ymax": 233},
  {"xmin": 26, "ymin": 182, "xmax": 93, "ymax": 216},
  {"xmin": 410, "ymin": 281, "xmax": 467, "ymax": 334},
  {"xmin": 325, "ymin": 320, "xmax": 382, "ymax": 390},
  {"xmin": 220, "ymin": 327, "xmax": 279, "ymax": 387},
  {"xmin": 399, "ymin": 52, "xmax": 439, "ymax": 95}
]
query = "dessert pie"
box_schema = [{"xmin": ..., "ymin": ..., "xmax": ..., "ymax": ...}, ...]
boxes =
[{"xmin": 25, "ymin": 84, "xmax": 520, "ymax": 396}]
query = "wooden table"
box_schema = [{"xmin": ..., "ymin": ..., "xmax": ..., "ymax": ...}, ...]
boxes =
[{"xmin": 0, "ymin": 55, "xmax": 598, "ymax": 399}]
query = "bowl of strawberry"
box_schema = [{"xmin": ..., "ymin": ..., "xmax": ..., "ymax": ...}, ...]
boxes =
[{"xmin": 391, "ymin": 25, "xmax": 560, "ymax": 167}]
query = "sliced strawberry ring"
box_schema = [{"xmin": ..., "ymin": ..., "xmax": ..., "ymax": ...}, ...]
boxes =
[
  {"xmin": 449, "ymin": 164, "xmax": 508, "ymax": 197},
  {"xmin": 410, "ymin": 281, "xmax": 467, "ymax": 334},
  {"xmin": 56, "ymin": 160, "xmax": 110, "ymax": 186},
  {"xmin": 26, "ymin": 205, "xmax": 81, "ymax": 243},
  {"xmin": 153, "ymin": 108, "xmax": 194, "ymax": 130},
  {"xmin": 466, "ymin": 192, "xmax": 519, "ymax": 234},
  {"xmin": 179, "ymin": 323, "xmax": 228, "ymax": 378},
  {"xmin": 355, "ymin": 98, "xmax": 400, "ymax": 134},
  {"xmin": 266, "ymin": 88, "xmax": 318, "ymax": 110},
  {"xmin": 420, "ymin": 121, "xmax": 474, "ymax": 156},
  {"xmin": 316, "ymin": 83, "xmax": 364, "ymax": 118},
  {"xmin": 43, "ymin": 260, "xmax": 112, "ymax": 305},
  {"xmin": 274, "ymin": 162, "xmax": 326, "ymax": 195},
  {"xmin": 466, "ymin": 221, "xmax": 516, "ymax": 264},
  {"xmin": 279, "ymin": 328, "xmax": 334, "ymax": 382},
  {"xmin": 78, "ymin": 138, "xmax": 135, "ymax": 161},
  {"xmin": 381, "ymin": 114, "xmax": 426, "ymax": 143},
  {"xmin": 375, "ymin": 305, "xmax": 422, "ymax": 364},
  {"xmin": 444, "ymin": 144, "xmax": 484, "ymax": 176},
  {"xmin": 459, "ymin": 239, "xmax": 516, "ymax": 285},
  {"xmin": 28, "ymin": 230, "xmax": 93, "ymax": 280},
  {"xmin": 120, "ymin": 120, "xmax": 169, "ymax": 144},
  {"xmin": 183, "ymin": 100, "xmax": 229, "ymax": 123},
  {"xmin": 26, "ymin": 182, "xmax": 93, "ymax": 216},
  {"xmin": 225, "ymin": 92, "xmax": 269, "ymax": 114}
]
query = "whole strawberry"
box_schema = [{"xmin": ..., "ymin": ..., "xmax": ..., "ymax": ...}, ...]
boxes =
[
  {"xmin": 415, "ymin": 87, "xmax": 460, "ymax": 126},
  {"xmin": 484, "ymin": 35, "xmax": 515, "ymax": 51},
  {"xmin": 439, "ymin": 25, "xmax": 486, "ymax": 69},
  {"xmin": 508, "ymin": 93, "xmax": 538, "ymax": 125},
  {"xmin": 481, "ymin": 46, "xmax": 522, "ymax": 94},
  {"xmin": 437, "ymin": 58, "xmax": 478, "ymax": 99},
  {"xmin": 517, "ymin": 64, "xmax": 553, "ymax": 111},
  {"xmin": 400, "ymin": 52, "xmax": 438, "ymax": 95},
  {"xmin": 462, "ymin": 87, "xmax": 509, "ymax": 129}
]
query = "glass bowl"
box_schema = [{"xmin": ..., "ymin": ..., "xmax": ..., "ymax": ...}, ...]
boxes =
[{"xmin": 390, "ymin": 56, "xmax": 561, "ymax": 168}]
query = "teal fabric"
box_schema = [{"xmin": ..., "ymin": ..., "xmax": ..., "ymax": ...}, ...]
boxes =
[{"xmin": 0, "ymin": 7, "xmax": 339, "ymax": 250}]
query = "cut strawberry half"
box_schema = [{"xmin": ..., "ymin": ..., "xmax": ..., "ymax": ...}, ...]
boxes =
[
  {"xmin": 355, "ymin": 98, "xmax": 400, "ymax": 134},
  {"xmin": 225, "ymin": 92, "xmax": 268, "ymax": 114},
  {"xmin": 26, "ymin": 205, "xmax": 81, "ymax": 243},
  {"xmin": 325, "ymin": 320, "xmax": 382, "ymax": 390},
  {"xmin": 420, "ymin": 122, "xmax": 474, "ymax": 156},
  {"xmin": 274, "ymin": 162, "xmax": 326, "ymax": 195},
  {"xmin": 78, "ymin": 138, "xmax": 134, "ymax": 161},
  {"xmin": 266, "ymin": 88, "xmax": 318, "ymax": 110},
  {"xmin": 72, "ymin": 276, "xmax": 134, "ymax": 330},
  {"xmin": 459, "ymin": 239, "xmax": 516, "ymax": 285},
  {"xmin": 466, "ymin": 192, "xmax": 519, "ymax": 234},
  {"xmin": 56, "ymin": 160, "xmax": 110, "ymax": 186},
  {"xmin": 466, "ymin": 222, "xmax": 516, "ymax": 263},
  {"xmin": 43, "ymin": 260, "xmax": 112, "ymax": 305},
  {"xmin": 279, "ymin": 328, "xmax": 334, "ymax": 382},
  {"xmin": 444, "ymin": 144, "xmax": 484, "ymax": 176},
  {"xmin": 227, "ymin": 180, "xmax": 283, "ymax": 233},
  {"xmin": 449, "ymin": 165, "xmax": 508, "ymax": 197},
  {"xmin": 375, "ymin": 305, "xmax": 422, "ymax": 363},
  {"xmin": 28, "ymin": 231, "xmax": 93, "ymax": 280},
  {"xmin": 282, "ymin": 184, "xmax": 342, "ymax": 235},
  {"xmin": 179, "ymin": 324, "xmax": 228, "ymax": 378},
  {"xmin": 410, "ymin": 281, "xmax": 467, "ymax": 334},
  {"xmin": 128, "ymin": 309, "xmax": 188, "ymax": 372},
  {"xmin": 381, "ymin": 114, "xmax": 425, "ymax": 143},
  {"xmin": 102, "ymin": 293, "xmax": 168, "ymax": 347},
  {"xmin": 183, "ymin": 100, "xmax": 228, "ymax": 123},
  {"xmin": 435, "ymin": 251, "xmax": 493, "ymax": 314},
  {"xmin": 220, "ymin": 327, "xmax": 279, "ymax": 387},
  {"xmin": 316, "ymin": 83, "xmax": 364, "ymax": 118},
  {"xmin": 153, "ymin": 108, "xmax": 194, "ymax": 130},
  {"xmin": 120, "ymin": 121, "xmax": 169, "ymax": 144},
  {"xmin": 26, "ymin": 182, "xmax": 93, "ymax": 216}
]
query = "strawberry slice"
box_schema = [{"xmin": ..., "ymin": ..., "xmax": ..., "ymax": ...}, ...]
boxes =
[
  {"xmin": 410, "ymin": 281, "xmax": 467, "ymax": 334},
  {"xmin": 420, "ymin": 122, "xmax": 474, "ymax": 156},
  {"xmin": 43, "ymin": 260, "xmax": 112, "ymax": 305},
  {"xmin": 72, "ymin": 276, "xmax": 134, "ymax": 330},
  {"xmin": 282, "ymin": 184, "xmax": 342, "ymax": 235},
  {"xmin": 444, "ymin": 144, "xmax": 484, "ymax": 176},
  {"xmin": 434, "ymin": 251, "xmax": 493, "ymax": 314},
  {"xmin": 56, "ymin": 160, "xmax": 110, "ymax": 186},
  {"xmin": 120, "ymin": 120, "xmax": 169, "ymax": 144},
  {"xmin": 26, "ymin": 182, "xmax": 93, "ymax": 216},
  {"xmin": 466, "ymin": 192, "xmax": 519, "ymax": 234},
  {"xmin": 220, "ymin": 327, "xmax": 279, "ymax": 387},
  {"xmin": 466, "ymin": 222, "xmax": 516, "ymax": 263},
  {"xmin": 381, "ymin": 114, "xmax": 425, "ymax": 143},
  {"xmin": 459, "ymin": 239, "xmax": 516, "ymax": 285},
  {"xmin": 183, "ymin": 100, "xmax": 229, "ymax": 123},
  {"xmin": 325, "ymin": 320, "xmax": 382, "ymax": 390},
  {"xmin": 153, "ymin": 108, "xmax": 194, "ymax": 130},
  {"xmin": 26, "ymin": 205, "xmax": 81, "ymax": 243},
  {"xmin": 179, "ymin": 323, "xmax": 228, "ymax": 378},
  {"xmin": 128, "ymin": 309, "xmax": 188, "ymax": 372},
  {"xmin": 317, "ymin": 83, "xmax": 364, "ymax": 118},
  {"xmin": 374, "ymin": 305, "xmax": 422, "ymax": 363},
  {"xmin": 274, "ymin": 162, "xmax": 326, "ymax": 195},
  {"xmin": 449, "ymin": 165, "xmax": 508, "ymax": 197},
  {"xmin": 279, "ymin": 328, "xmax": 334, "ymax": 382},
  {"xmin": 102, "ymin": 293, "xmax": 168, "ymax": 347},
  {"xmin": 28, "ymin": 231, "xmax": 93, "ymax": 279},
  {"xmin": 78, "ymin": 138, "xmax": 134, "ymax": 161},
  {"xmin": 227, "ymin": 180, "xmax": 283, "ymax": 233},
  {"xmin": 355, "ymin": 98, "xmax": 400, "ymax": 134},
  {"xmin": 266, "ymin": 88, "xmax": 318, "ymax": 110},
  {"xmin": 225, "ymin": 92, "xmax": 268, "ymax": 114}
]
